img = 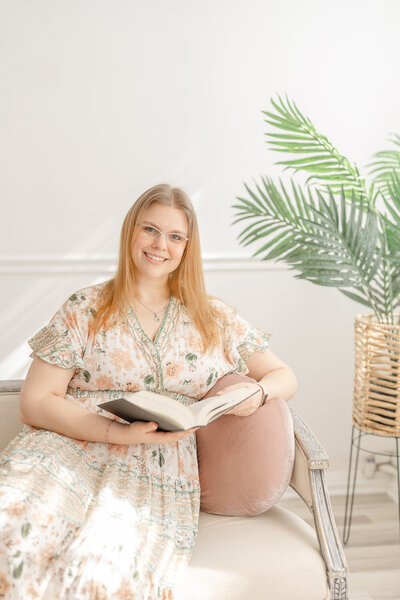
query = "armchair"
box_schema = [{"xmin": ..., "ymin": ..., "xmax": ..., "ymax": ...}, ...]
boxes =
[{"xmin": 0, "ymin": 381, "xmax": 348, "ymax": 600}]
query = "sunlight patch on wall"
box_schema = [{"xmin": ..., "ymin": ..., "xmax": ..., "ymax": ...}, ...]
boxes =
[
  {"xmin": 0, "ymin": 342, "xmax": 30, "ymax": 380},
  {"xmin": 0, "ymin": 275, "xmax": 106, "ymax": 380}
]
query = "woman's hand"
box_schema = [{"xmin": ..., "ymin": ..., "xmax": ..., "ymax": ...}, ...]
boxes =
[
  {"xmin": 216, "ymin": 382, "xmax": 262, "ymax": 417},
  {"xmin": 112, "ymin": 420, "xmax": 199, "ymax": 445}
]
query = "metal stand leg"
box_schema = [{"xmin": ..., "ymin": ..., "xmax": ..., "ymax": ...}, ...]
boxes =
[
  {"xmin": 396, "ymin": 437, "xmax": 400, "ymax": 542},
  {"xmin": 343, "ymin": 426, "xmax": 361, "ymax": 545}
]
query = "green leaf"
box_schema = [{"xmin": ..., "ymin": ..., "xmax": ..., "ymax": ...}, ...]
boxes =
[
  {"xmin": 263, "ymin": 94, "xmax": 369, "ymax": 199},
  {"xmin": 369, "ymin": 135, "xmax": 400, "ymax": 198},
  {"xmin": 339, "ymin": 289, "xmax": 373, "ymax": 308},
  {"xmin": 21, "ymin": 523, "xmax": 31, "ymax": 539},
  {"xmin": 13, "ymin": 562, "xmax": 24, "ymax": 579},
  {"xmin": 185, "ymin": 353, "xmax": 197, "ymax": 362},
  {"xmin": 81, "ymin": 370, "xmax": 91, "ymax": 383}
]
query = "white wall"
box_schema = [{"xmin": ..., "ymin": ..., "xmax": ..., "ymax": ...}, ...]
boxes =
[{"xmin": 1, "ymin": 0, "xmax": 399, "ymax": 464}]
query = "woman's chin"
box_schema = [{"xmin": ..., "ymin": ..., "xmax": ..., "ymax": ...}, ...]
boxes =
[{"xmin": 136, "ymin": 264, "xmax": 172, "ymax": 281}]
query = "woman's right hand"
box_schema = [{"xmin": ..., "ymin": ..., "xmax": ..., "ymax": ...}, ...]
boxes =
[{"xmin": 112, "ymin": 420, "xmax": 198, "ymax": 445}]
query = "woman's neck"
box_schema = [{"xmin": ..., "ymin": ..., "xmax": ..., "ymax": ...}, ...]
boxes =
[{"xmin": 134, "ymin": 275, "xmax": 170, "ymax": 305}]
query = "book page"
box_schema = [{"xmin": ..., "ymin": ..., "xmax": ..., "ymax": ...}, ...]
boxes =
[
  {"xmin": 188, "ymin": 387, "xmax": 257, "ymax": 424},
  {"xmin": 129, "ymin": 390, "xmax": 193, "ymax": 421}
]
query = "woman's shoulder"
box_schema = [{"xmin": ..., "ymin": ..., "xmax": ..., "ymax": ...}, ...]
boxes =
[
  {"xmin": 62, "ymin": 282, "xmax": 107, "ymax": 310},
  {"xmin": 208, "ymin": 296, "xmax": 237, "ymax": 321}
]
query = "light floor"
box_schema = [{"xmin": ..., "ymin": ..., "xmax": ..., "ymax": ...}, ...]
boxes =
[{"xmin": 279, "ymin": 491, "xmax": 400, "ymax": 600}]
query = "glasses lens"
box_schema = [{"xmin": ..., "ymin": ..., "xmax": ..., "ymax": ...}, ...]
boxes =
[
  {"xmin": 167, "ymin": 233, "xmax": 186, "ymax": 244},
  {"xmin": 142, "ymin": 225, "xmax": 159, "ymax": 236}
]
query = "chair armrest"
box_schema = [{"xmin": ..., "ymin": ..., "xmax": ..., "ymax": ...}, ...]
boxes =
[
  {"xmin": 0, "ymin": 380, "xmax": 24, "ymax": 394},
  {"xmin": 290, "ymin": 406, "xmax": 330, "ymax": 507},
  {"xmin": 289, "ymin": 405, "xmax": 348, "ymax": 600}
]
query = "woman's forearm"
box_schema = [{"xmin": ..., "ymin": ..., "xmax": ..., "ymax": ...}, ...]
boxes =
[
  {"xmin": 258, "ymin": 366, "xmax": 297, "ymax": 402},
  {"xmin": 20, "ymin": 392, "xmax": 127, "ymax": 444}
]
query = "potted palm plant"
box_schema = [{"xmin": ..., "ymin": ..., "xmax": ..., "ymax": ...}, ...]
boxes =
[{"xmin": 233, "ymin": 95, "xmax": 400, "ymax": 437}]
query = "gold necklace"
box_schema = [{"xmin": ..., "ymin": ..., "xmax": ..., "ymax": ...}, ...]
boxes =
[{"xmin": 136, "ymin": 298, "xmax": 169, "ymax": 322}]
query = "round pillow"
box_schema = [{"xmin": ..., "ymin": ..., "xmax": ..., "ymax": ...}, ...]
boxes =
[{"xmin": 196, "ymin": 373, "xmax": 295, "ymax": 516}]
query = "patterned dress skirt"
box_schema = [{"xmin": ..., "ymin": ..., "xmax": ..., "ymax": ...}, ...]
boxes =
[{"xmin": 0, "ymin": 391, "xmax": 200, "ymax": 600}]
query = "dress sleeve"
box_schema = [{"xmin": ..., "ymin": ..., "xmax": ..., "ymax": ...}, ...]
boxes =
[
  {"xmin": 230, "ymin": 312, "xmax": 272, "ymax": 362},
  {"xmin": 214, "ymin": 299, "xmax": 272, "ymax": 374},
  {"xmin": 28, "ymin": 291, "xmax": 91, "ymax": 371}
]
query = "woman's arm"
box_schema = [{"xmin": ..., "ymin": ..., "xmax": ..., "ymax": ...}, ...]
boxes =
[
  {"xmin": 218, "ymin": 349, "xmax": 297, "ymax": 416},
  {"xmin": 245, "ymin": 348, "xmax": 297, "ymax": 402},
  {"xmin": 20, "ymin": 357, "xmax": 196, "ymax": 444}
]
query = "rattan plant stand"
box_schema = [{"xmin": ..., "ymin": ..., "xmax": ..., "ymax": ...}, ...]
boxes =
[{"xmin": 343, "ymin": 314, "xmax": 400, "ymax": 545}]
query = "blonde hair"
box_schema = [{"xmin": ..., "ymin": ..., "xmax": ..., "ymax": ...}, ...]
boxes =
[{"xmin": 89, "ymin": 183, "xmax": 225, "ymax": 350}]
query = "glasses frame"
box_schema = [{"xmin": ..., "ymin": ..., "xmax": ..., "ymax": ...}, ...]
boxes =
[{"xmin": 137, "ymin": 223, "xmax": 189, "ymax": 245}]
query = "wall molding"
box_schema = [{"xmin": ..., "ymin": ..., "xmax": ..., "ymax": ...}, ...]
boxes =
[{"xmin": 0, "ymin": 254, "xmax": 286, "ymax": 274}]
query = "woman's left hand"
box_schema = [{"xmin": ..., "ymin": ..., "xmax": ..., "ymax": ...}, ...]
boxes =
[{"xmin": 216, "ymin": 382, "xmax": 262, "ymax": 417}]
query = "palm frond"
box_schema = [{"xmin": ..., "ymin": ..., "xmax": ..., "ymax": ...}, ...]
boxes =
[
  {"xmin": 383, "ymin": 170, "xmax": 400, "ymax": 222},
  {"xmin": 232, "ymin": 178, "xmax": 314, "ymax": 261},
  {"xmin": 233, "ymin": 182, "xmax": 387, "ymax": 316},
  {"xmin": 262, "ymin": 95, "xmax": 369, "ymax": 200},
  {"xmin": 380, "ymin": 172, "xmax": 400, "ymax": 266},
  {"xmin": 369, "ymin": 135, "xmax": 400, "ymax": 199}
]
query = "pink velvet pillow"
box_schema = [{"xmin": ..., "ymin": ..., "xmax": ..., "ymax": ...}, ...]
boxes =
[{"xmin": 196, "ymin": 373, "xmax": 295, "ymax": 516}]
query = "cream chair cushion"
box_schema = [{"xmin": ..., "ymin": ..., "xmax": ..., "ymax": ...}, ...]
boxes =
[{"xmin": 175, "ymin": 509, "xmax": 329, "ymax": 600}]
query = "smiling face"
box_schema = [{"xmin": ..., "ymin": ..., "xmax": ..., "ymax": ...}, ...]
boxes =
[{"xmin": 130, "ymin": 202, "xmax": 189, "ymax": 284}]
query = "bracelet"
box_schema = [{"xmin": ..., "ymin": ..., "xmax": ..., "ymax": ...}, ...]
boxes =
[
  {"xmin": 256, "ymin": 383, "xmax": 268, "ymax": 407},
  {"xmin": 105, "ymin": 420, "xmax": 114, "ymax": 444}
]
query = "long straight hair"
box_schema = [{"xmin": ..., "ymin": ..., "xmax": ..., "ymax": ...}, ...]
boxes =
[{"xmin": 89, "ymin": 183, "xmax": 225, "ymax": 350}]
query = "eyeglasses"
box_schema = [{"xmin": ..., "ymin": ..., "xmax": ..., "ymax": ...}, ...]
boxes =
[{"xmin": 137, "ymin": 223, "xmax": 189, "ymax": 245}]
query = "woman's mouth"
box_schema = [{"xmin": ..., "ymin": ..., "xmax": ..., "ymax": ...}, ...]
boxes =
[{"xmin": 144, "ymin": 252, "xmax": 168, "ymax": 264}]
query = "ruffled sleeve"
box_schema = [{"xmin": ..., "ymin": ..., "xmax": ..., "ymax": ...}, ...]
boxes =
[
  {"xmin": 28, "ymin": 290, "xmax": 92, "ymax": 371},
  {"xmin": 212, "ymin": 299, "xmax": 272, "ymax": 374},
  {"xmin": 232, "ymin": 313, "xmax": 271, "ymax": 362}
]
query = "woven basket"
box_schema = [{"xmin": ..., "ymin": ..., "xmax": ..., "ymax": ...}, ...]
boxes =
[{"xmin": 353, "ymin": 314, "xmax": 400, "ymax": 437}]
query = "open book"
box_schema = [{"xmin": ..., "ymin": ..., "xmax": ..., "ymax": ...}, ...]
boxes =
[{"xmin": 98, "ymin": 387, "xmax": 258, "ymax": 432}]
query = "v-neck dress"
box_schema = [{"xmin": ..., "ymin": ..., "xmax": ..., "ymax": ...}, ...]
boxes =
[{"xmin": 0, "ymin": 283, "xmax": 271, "ymax": 600}]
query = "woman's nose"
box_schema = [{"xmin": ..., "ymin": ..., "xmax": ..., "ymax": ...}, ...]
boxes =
[{"xmin": 152, "ymin": 232, "xmax": 168, "ymax": 250}]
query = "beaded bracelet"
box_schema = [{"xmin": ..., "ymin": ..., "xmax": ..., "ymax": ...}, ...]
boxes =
[{"xmin": 105, "ymin": 420, "xmax": 114, "ymax": 444}]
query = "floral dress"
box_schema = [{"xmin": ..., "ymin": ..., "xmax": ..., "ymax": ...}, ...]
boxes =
[{"xmin": 0, "ymin": 283, "xmax": 270, "ymax": 600}]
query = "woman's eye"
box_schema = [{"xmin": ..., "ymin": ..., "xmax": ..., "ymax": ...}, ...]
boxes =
[
  {"xmin": 145, "ymin": 226, "xmax": 157, "ymax": 234},
  {"xmin": 169, "ymin": 233, "xmax": 183, "ymax": 242}
]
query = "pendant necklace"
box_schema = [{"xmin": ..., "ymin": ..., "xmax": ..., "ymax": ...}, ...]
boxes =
[{"xmin": 136, "ymin": 298, "xmax": 169, "ymax": 322}]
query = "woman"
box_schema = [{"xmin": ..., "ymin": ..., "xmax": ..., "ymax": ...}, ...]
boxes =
[{"xmin": 0, "ymin": 183, "xmax": 297, "ymax": 599}]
